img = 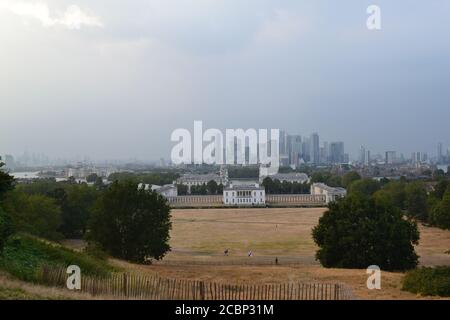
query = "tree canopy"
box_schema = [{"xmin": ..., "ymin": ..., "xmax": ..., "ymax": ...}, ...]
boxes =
[
  {"xmin": 87, "ymin": 181, "xmax": 172, "ymax": 263},
  {"xmin": 312, "ymin": 193, "xmax": 419, "ymax": 271}
]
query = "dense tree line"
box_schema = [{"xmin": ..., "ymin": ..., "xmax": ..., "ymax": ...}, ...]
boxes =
[
  {"xmin": 261, "ymin": 177, "xmax": 310, "ymax": 194},
  {"xmin": 227, "ymin": 167, "xmax": 259, "ymax": 179},
  {"xmin": 0, "ymin": 162, "xmax": 173, "ymax": 263},
  {"xmin": 177, "ymin": 181, "xmax": 224, "ymax": 195},
  {"xmin": 108, "ymin": 171, "xmax": 180, "ymax": 186}
]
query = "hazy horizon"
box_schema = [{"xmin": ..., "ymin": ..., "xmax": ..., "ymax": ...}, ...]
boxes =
[{"xmin": 1, "ymin": 1, "xmax": 450, "ymax": 161}]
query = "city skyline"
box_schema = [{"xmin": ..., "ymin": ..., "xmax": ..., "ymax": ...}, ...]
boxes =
[{"xmin": 3, "ymin": 133, "xmax": 449, "ymax": 167}]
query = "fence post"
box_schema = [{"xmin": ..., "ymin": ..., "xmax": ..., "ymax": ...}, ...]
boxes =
[
  {"xmin": 200, "ymin": 281, "xmax": 205, "ymax": 300},
  {"xmin": 123, "ymin": 273, "xmax": 128, "ymax": 298}
]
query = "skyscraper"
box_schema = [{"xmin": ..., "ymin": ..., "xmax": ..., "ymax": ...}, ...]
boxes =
[
  {"xmin": 385, "ymin": 151, "xmax": 396, "ymax": 165},
  {"xmin": 289, "ymin": 135, "xmax": 302, "ymax": 166},
  {"xmin": 438, "ymin": 142, "xmax": 443, "ymax": 164},
  {"xmin": 329, "ymin": 142, "xmax": 344, "ymax": 164},
  {"xmin": 310, "ymin": 133, "xmax": 320, "ymax": 164},
  {"xmin": 279, "ymin": 130, "xmax": 288, "ymax": 157},
  {"xmin": 359, "ymin": 145, "xmax": 366, "ymax": 165},
  {"xmin": 302, "ymin": 137, "xmax": 310, "ymax": 163}
]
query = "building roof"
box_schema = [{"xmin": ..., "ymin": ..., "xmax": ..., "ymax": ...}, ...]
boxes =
[
  {"xmin": 224, "ymin": 184, "xmax": 264, "ymax": 191},
  {"xmin": 312, "ymin": 183, "xmax": 346, "ymax": 194},
  {"xmin": 176, "ymin": 173, "xmax": 223, "ymax": 182},
  {"xmin": 268, "ymin": 172, "xmax": 309, "ymax": 181}
]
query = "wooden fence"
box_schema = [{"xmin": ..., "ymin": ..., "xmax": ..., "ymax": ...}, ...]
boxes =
[{"xmin": 38, "ymin": 266, "xmax": 354, "ymax": 300}]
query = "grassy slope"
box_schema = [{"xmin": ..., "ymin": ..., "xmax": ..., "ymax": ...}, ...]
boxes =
[{"xmin": 0, "ymin": 234, "xmax": 115, "ymax": 282}]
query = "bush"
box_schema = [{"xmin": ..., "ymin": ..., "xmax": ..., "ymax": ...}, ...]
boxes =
[
  {"xmin": 429, "ymin": 186, "xmax": 450, "ymax": 230},
  {"xmin": 405, "ymin": 181, "xmax": 428, "ymax": 220},
  {"xmin": 0, "ymin": 207, "xmax": 14, "ymax": 254},
  {"xmin": 0, "ymin": 234, "xmax": 114, "ymax": 282},
  {"xmin": 2, "ymin": 191, "xmax": 62, "ymax": 241},
  {"xmin": 348, "ymin": 178, "xmax": 380, "ymax": 198},
  {"xmin": 402, "ymin": 266, "xmax": 450, "ymax": 297}
]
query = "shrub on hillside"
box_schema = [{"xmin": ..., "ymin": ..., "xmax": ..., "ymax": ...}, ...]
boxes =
[
  {"xmin": 0, "ymin": 234, "xmax": 114, "ymax": 281},
  {"xmin": 2, "ymin": 191, "xmax": 62, "ymax": 241},
  {"xmin": 429, "ymin": 186, "xmax": 450, "ymax": 230},
  {"xmin": 402, "ymin": 266, "xmax": 450, "ymax": 297},
  {"xmin": 0, "ymin": 207, "xmax": 14, "ymax": 254}
]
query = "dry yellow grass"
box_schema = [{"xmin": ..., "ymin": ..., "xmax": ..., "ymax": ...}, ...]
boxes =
[
  {"xmin": 0, "ymin": 271, "xmax": 114, "ymax": 300},
  {"xmin": 111, "ymin": 207, "xmax": 450, "ymax": 300}
]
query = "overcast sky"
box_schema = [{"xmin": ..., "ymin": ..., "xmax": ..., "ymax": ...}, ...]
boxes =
[{"xmin": 1, "ymin": 0, "xmax": 449, "ymax": 161}]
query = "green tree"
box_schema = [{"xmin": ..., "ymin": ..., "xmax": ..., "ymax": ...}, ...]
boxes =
[
  {"xmin": 342, "ymin": 171, "xmax": 361, "ymax": 188},
  {"xmin": 405, "ymin": 181, "xmax": 428, "ymax": 220},
  {"xmin": 327, "ymin": 175, "xmax": 343, "ymax": 187},
  {"xmin": 348, "ymin": 178, "xmax": 380, "ymax": 198},
  {"xmin": 0, "ymin": 207, "xmax": 14, "ymax": 254},
  {"xmin": 262, "ymin": 177, "xmax": 274, "ymax": 194},
  {"xmin": 87, "ymin": 181, "xmax": 172, "ymax": 263},
  {"xmin": 86, "ymin": 173, "xmax": 99, "ymax": 183},
  {"xmin": 311, "ymin": 172, "xmax": 329, "ymax": 183},
  {"xmin": 3, "ymin": 191, "xmax": 62, "ymax": 241},
  {"xmin": 63, "ymin": 185, "xmax": 98, "ymax": 238},
  {"xmin": 0, "ymin": 160, "xmax": 14, "ymax": 200},
  {"xmin": 429, "ymin": 186, "xmax": 450, "ymax": 230},
  {"xmin": 375, "ymin": 181, "xmax": 406, "ymax": 209},
  {"xmin": 312, "ymin": 193, "xmax": 419, "ymax": 271},
  {"xmin": 176, "ymin": 184, "xmax": 188, "ymax": 195},
  {"xmin": 432, "ymin": 180, "xmax": 449, "ymax": 200},
  {"xmin": 206, "ymin": 180, "xmax": 218, "ymax": 194},
  {"xmin": 94, "ymin": 176, "xmax": 105, "ymax": 189}
]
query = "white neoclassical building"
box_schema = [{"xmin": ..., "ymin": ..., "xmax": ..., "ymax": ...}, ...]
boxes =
[
  {"xmin": 174, "ymin": 173, "xmax": 227, "ymax": 193},
  {"xmin": 138, "ymin": 183, "xmax": 178, "ymax": 197},
  {"xmin": 310, "ymin": 183, "xmax": 346, "ymax": 204},
  {"xmin": 223, "ymin": 184, "xmax": 266, "ymax": 206}
]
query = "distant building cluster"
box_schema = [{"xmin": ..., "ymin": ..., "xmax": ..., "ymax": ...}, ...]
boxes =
[
  {"xmin": 278, "ymin": 131, "xmax": 348, "ymax": 167},
  {"xmin": 259, "ymin": 168, "xmax": 309, "ymax": 184},
  {"xmin": 174, "ymin": 173, "xmax": 227, "ymax": 193},
  {"xmin": 66, "ymin": 165, "xmax": 118, "ymax": 179}
]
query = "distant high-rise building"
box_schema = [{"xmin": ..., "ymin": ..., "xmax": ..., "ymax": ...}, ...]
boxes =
[
  {"xmin": 289, "ymin": 135, "xmax": 302, "ymax": 166},
  {"xmin": 385, "ymin": 151, "xmax": 396, "ymax": 165},
  {"xmin": 329, "ymin": 142, "xmax": 344, "ymax": 164},
  {"xmin": 322, "ymin": 141, "xmax": 329, "ymax": 164},
  {"xmin": 302, "ymin": 137, "xmax": 311, "ymax": 163},
  {"xmin": 3, "ymin": 154, "xmax": 15, "ymax": 169},
  {"xmin": 438, "ymin": 142, "xmax": 443, "ymax": 163},
  {"xmin": 359, "ymin": 146, "xmax": 366, "ymax": 165},
  {"xmin": 279, "ymin": 130, "xmax": 288, "ymax": 157},
  {"xmin": 310, "ymin": 133, "xmax": 320, "ymax": 164}
]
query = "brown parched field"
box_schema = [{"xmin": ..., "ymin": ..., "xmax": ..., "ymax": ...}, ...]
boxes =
[{"xmin": 112, "ymin": 207, "xmax": 450, "ymax": 300}]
